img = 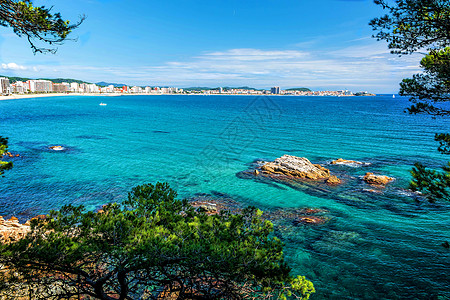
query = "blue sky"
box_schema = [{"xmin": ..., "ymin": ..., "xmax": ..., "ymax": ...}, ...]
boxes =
[{"xmin": 0, "ymin": 0, "xmax": 423, "ymax": 93}]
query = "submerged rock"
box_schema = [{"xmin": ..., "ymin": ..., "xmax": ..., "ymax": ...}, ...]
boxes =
[
  {"xmin": 312, "ymin": 230, "xmax": 363, "ymax": 254},
  {"xmin": 2, "ymin": 152, "xmax": 20, "ymax": 158},
  {"xmin": 330, "ymin": 158, "xmax": 369, "ymax": 166},
  {"xmin": 267, "ymin": 207, "xmax": 331, "ymax": 227},
  {"xmin": 293, "ymin": 215, "xmax": 329, "ymax": 225},
  {"xmin": 188, "ymin": 193, "xmax": 243, "ymax": 215},
  {"xmin": 363, "ymin": 172, "xmax": 394, "ymax": 186},
  {"xmin": 442, "ymin": 241, "xmax": 450, "ymax": 249},
  {"xmin": 260, "ymin": 155, "xmax": 330, "ymax": 180}
]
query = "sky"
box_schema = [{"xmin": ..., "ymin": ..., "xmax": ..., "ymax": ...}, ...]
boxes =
[{"xmin": 0, "ymin": 0, "xmax": 424, "ymax": 93}]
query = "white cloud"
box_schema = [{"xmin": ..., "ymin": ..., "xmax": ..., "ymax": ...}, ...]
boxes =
[
  {"xmin": 0, "ymin": 42, "xmax": 424, "ymax": 93},
  {"xmin": 1, "ymin": 62, "xmax": 27, "ymax": 70},
  {"xmin": 203, "ymin": 49, "xmax": 309, "ymax": 61}
]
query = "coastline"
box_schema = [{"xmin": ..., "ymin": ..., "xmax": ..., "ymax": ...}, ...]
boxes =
[
  {"xmin": 0, "ymin": 93, "xmax": 127, "ymax": 101},
  {"xmin": 0, "ymin": 93, "xmax": 374, "ymax": 102}
]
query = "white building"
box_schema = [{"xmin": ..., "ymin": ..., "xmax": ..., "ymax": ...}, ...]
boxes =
[
  {"xmin": 144, "ymin": 86, "xmax": 152, "ymax": 93},
  {"xmin": 86, "ymin": 84, "xmax": 99, "ymax": 93},
  {"xmin": 160, "ymin": 87, "xmax": 178, "ymax": 94},
  {"xmin": 0, "ymin": 77, "xmax": 11, "ymax": 95},
  {"xmin": 131, "ymin": 86, "xmax": 143, "ymax": 93},
  {"xmin": 11, "ymin": 81, "xmax": 27, "ymax": 94},
  {"xmin": 70, "ymin": 82, "xmax": 80, "ymax": 93},
  {"xmin": 28, "ymin": 80, "xmax": 52, "ymax": 93}
]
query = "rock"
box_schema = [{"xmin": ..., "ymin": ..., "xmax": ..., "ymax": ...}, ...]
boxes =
[
  {"xmin": 253, "ymin": 169, "xmax": 259, "ymax": 176},
  {"xmin": 326, "ymin": 175, "xmax": 341, "ymax": 185},
  {"xmin": 363, "ymin": 172, "xmax": 394, "ymax": 185},
  {"xmin": 191, "ymin": 201, "xmax": 219, "ymax": 215},
  {"xmin": 293, "ymin": 215, "xmax": 328, "ymax": 225},
  {"xmin": 25, "ymin": 215, "xmax": 47, "ymax": 225},
  {"xmin": 49, "ymin": 145, "xmax": 65, "ymax": 151},
  {"xmin": 260, "ymin": 155, "xmax": 330, "ymax": 180},
  {"xmin": 268, "ymin": 207, "xmax": 331, "ymax": 227},
  {"xmin": 9, "ymin": 216, "xmax": 18, "ymax": 222},
  {"xmin": 330, "ymin": 158, "xmax": 367, "ymax": 166},
  {"xmin": 199, "ymin": 203, "xmax": 217, "ymax": 213},
  {"xmin": 0, "ymin": 216, "xmax": 30, "ymax": 243}
]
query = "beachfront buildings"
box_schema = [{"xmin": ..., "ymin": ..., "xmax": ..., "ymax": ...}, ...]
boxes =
[
  {"xmin": 28, "ymin": 80, "xmax": 53, "ymax": 93},
  {"xmin": 0, "ymin": 76, "xmax": 365, "ymax": 97},
  {"xmin": 53, "ymin": 83, "xmax": 70, "ymax": 93},
  {"xmin": 10, "ymin": 81, "xmax": 28, "ymax": 94},
  {"xmin": 271, "ymin": 86, "xmax": 281, "ymax": 94},
  {"xmin": 0, "ymin": 77, "xmax": 11, "ymax": 95},
  {"xmin": 131, "ymin": 86, "xmax": 143, "ymax": 93}
]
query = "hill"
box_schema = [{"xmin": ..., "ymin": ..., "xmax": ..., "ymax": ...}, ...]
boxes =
[
  {"xmin": 285, "ymin": 87, "xmax": 311, "ymax": 92},
  {"xmin": 183, "ymin": 86, "xmax": 263, "ymax": 91},
  {"xmin": 96, "ymin": 81, "xmax": 128, "ymax": 87},
  {"xmin": 0, "ymin": 75, "xmax": 89, "ymax": 84}
]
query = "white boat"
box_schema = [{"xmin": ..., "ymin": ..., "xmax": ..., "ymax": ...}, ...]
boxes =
[
  {"xmin": 392, "ymin": 94, "xmax": 395, "ymax": 99},
  {"xmin": 99, "ymin": 102, "xmax": 107, "ymax": 106}
]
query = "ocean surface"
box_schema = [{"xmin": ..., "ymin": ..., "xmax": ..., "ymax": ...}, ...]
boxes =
[{"xmin": 0, "ymin": 95, "xmax": 449, "ymax": 299}]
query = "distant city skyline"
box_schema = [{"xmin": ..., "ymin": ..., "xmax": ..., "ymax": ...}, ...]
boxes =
[{"xmin": 0, "ymin": 0, "xmax": 423, "ymax": 93}]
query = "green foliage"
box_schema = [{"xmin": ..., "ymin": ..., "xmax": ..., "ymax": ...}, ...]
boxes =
[
  {"xmin": 370, "ymin": 0, "xmax": 450, "ymax": 55},
  {"xmin": 0, "ymin": 0, "xmax": 84, "ymax": 53},
  {"xmin": 410, "ymin": 162, "xmax": 450, "ymax": 202},
  {"xmin": 372, "ymin": 0, "xmax": 450, "ymax": 202},
  {"xmin": 435, "ymin": 133, "xmax": 450, "ymax": 154},
  {"xmin": 0, "ymin": 182, "xmax": 314, "ymax": 300},
  {"xmin": 0, "ymin": 75, "xmax": 90, "ymax": 84},
  {"xmin": 400, "ymin": 48, "xmax": 450, "ymax": 115},
  {"xmin": 0, "ymin": 136, "xmax": 13, "ymax": 177}
]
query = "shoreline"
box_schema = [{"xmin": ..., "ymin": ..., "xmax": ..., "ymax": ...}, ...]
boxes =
[
  {"xmin": 0, "ymin": 93, "xmax": 123, "ymax": 101},
  {"xmin": 0, "ymin": 93, "xmax": 375, "ymax": 102}
]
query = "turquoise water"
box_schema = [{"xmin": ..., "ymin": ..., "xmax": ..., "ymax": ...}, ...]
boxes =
[{"xmin": 0, "ymin": 95, "xmax": 449, "ymax": 299}]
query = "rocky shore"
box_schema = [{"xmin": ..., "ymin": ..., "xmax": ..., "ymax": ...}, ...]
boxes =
[{"xmin": 0, "ymin": 216, "xmax": 30, "ymax": 243}]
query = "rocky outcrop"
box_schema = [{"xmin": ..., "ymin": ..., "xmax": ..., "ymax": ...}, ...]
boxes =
[
  {"xmin": 2, "ymin": 152, "xmax": 20, "ymax": 158},
  {"xmin": 330, "ymin": 158, "xmax": 368, "ymax": 166},
  {"xmin": 326, "ymin": 175, "xmax": 341, "ymax": 185},
  {"xmin": 0, "ymin": 216, "xmax": 30, "ymax": 243},
  {"xmin": 363, "ymin": 172, "xmax": 394, "ymax": 186},
  {"xmin": 260, "ymin": 155, "xmax": 330, "ymax": 180}
]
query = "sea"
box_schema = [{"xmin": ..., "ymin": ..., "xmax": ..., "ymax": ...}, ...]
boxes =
[{"xmin": 0, "ymin": 94, "xmax": 449, "ymax": 299}]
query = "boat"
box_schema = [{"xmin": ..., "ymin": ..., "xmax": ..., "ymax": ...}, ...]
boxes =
[
  {"xmin": 392, "ymin": 94, "xmax": 395, "ymax": 99},
  {"xmin": 99, "ymin": 102, "xmax": 107, "ymax": 106}
]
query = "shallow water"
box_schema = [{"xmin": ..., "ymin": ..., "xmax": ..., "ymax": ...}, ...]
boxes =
[{"xmin": 1, "ymin": 95, "xmax": 449, "ymax": 299}]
